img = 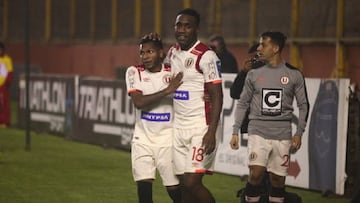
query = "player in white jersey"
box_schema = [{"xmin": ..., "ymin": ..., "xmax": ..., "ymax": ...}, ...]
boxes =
[
  {"xmin": 164, "ymin": 8, "xmax": 223, "ymax": 203},
  {"xmin": 125, "ymin": 36, "xmax": 183, "ymax": 203},
  {"xmin": 230, "ymin": 32, "xmax": 309, "ymax": 203}
]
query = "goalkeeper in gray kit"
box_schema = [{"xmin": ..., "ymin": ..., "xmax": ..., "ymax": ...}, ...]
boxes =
[{"xmin": 230, "ymin": 31, "xmax": 309, "ymax": 203}]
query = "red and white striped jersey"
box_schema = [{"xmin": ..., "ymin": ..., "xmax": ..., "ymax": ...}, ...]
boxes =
[{"xmin": 164, "ymin": 41, "xmax": 222, "ymax": 128}]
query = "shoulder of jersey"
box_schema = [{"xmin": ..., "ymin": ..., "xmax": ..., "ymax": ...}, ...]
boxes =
[
  {"xmin": 285, "ymin": 63, "xmax": 300, "ymax": 71},
  {"xmin": 190, "ymin": 42, "xmax": 210, "ymax": 56},
  {"xmin": 285, "ymin": 63, "xmax": 305, "ymax": 77},
  {"xmin": 135, "ymin": 64, "xmax": 146, "ymax": 72}
]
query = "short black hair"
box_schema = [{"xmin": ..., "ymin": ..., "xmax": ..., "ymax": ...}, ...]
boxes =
[
  {"xmin": 139, "ymin": 35, "xmax": 163, "ymax": 50},
  {"xmin": 177, "ymin": 8, "xmax": 200, "ymax": 26},
  {"xmin": 261, "ymin": 31, "xmax": 287, "ymax": 52}
]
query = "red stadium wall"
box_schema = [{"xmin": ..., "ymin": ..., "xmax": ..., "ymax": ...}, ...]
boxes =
[{"xmin": 6, "ymin": 44, "xmax": 360, "ymax": 86}]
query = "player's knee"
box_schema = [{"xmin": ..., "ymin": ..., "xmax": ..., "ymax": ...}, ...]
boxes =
[
  {"xmin": 248, "ymin": 170, "xmax": 265, "ymax": 185},
  {"xmin": 182, "ymin": 174, "xmax": 202, "ymax": 191},
  {"xmin": 269, "ymin": 173, "xmax": 285, "ymax": 188},
  {"xmin": 248, "ymin": 165, "xmax": 266, "ymax": 184}
]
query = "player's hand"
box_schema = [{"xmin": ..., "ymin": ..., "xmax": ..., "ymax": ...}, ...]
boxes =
[
  {"xmin": 230, "ymin": 134, "xmax": 239, "ymax": 150},
  {"xmin": 164, "ymin": 72, "xmax": 183, "ymax": 94},
  {"xmin": 242, "ymin": 59, "xmax": 253, "ymax": 72},
  {"xmin": 202, "ymin": 132, "xmax": 216, "ymax": 155},
  {"xmin": 291, "ymin": 135, "xmax": 302, "ymax": 152}
]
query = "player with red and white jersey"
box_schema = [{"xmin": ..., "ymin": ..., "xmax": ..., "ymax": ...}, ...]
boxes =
[
  {"xmin": 163, "ymin": 8, "xmax": 223, "ymax": 203},
  {"xmin": 165, "ymin": 42, "xmax": 222, "ymax": 129},
  {"xmin": 127, "ymin": 63, "xmax": 174, "ymax": 147},
  {"xmin": 125, "ymin": 36, "xmax": 183, "ymax": 203},
  {"xmin": 0, "ymin": 42, "xmax": 13, "ymax": 128}
]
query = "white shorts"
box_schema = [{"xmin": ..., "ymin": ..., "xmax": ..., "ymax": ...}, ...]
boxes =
[
  {"xmin": 247, "ymin": 134, "xmax": 292, "ymax": 176},
  {"xmin": 173, "ymin": 125, "xmax": 219, "ymax": 175},
  {"xmin": 131, "ymin": 142, "xmax": 179, "ymax": 186}
]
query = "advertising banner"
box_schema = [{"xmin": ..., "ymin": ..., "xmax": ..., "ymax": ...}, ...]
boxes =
[
  {"xmin": 18, "ymin": 73, "xmax": 350, "ymax": 194},
  {"xmin": 71, "ymin": 77, "xmax": 134, "ymax": 150},
  {"xmin": 18, "ymin": 74, "xmax": 75, "ymax": 135},
  {"xmin": 215, "ymin": 73, "xmax": 350, "ymax": 195}
]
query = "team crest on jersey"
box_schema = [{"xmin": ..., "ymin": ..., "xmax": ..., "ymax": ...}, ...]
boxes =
[
  {"xmin": 249, "ymin": 152, "xmax": 257, "ymax": 161},
  {"xmin": 185, "ymin": 58, "xmax": 194, "ymax": 68},
  {"xmin": 281, "ymin": 76, "xmax": 289, "ymax": 84},
  {"xmin": 163, "ymin": 74, "xmax": 171, "ymax": 84}
]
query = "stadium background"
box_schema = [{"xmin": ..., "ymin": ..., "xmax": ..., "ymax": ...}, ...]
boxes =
[{"xmin": 0, "ymin": 0, "xmax": 360, "ymax": 86}]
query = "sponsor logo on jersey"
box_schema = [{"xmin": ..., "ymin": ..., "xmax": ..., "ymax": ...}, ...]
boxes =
[
  {"xmin": 258, "ymin": 77, "xmax": 264, "ymax": 83},
  {"xmin": 141, "ymin": 111, "xmax": 171, "ymax": 122},
  {"xmin": 185, "ymin": 58, "xmax": 194, "ymax": 68},
  {"xmin": 261, "ymin": 88, "xmax": 282, "ymax": 116},
  {"xmin": 174, "ymin": 90, "xmax": 189, "ymax": 100},
  {"xmin": 216, "ymin": 60, "xmax": 222, "ymax": 78}
]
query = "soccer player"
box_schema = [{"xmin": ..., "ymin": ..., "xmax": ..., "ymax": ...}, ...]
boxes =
[
  {"xmin": 125, "ymin": 36, "xmax": 183, "ymax": 203},
  {"xmin": 0, "ymin": 42, "xmax": 13, "ymax": 128},
  {"xmin": 230, "ymin": 31, "xmax": 309, "ymax": 203},
  {"xmin": 164, "ymin": 8, "xmax": 223, "ymax": 203}
]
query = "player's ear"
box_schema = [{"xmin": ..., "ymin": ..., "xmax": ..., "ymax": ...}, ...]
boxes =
[{"xmin": 273, "ymin": 45, "xmax": 280, "ymax": 55}]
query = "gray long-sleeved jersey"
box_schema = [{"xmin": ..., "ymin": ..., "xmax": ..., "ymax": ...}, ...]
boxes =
[{"xmin": 232, "ymin": 61, "xmax": 309, "ymax": 140}]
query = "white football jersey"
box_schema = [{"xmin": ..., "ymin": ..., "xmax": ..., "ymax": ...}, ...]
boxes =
[
  {"xmin": 125, "ymin": 64, "xmax": 174, "ymax": 147},
  {"xmin": 164, "ymin": 41, "xmax": 222, "ymax": 128}
]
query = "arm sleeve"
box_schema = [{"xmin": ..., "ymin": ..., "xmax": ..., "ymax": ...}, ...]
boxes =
[
  {"xmin": 125, "ymin": 66, "xmax": 141, "ymax": 94},
  {"xmin": 294, "ymin": 72, "xmax": 310, "ymax": 136},
  {"xmin": 232, "ymin": 71, "xmax": 253, "ymax": 134},
  {"xmin": 200, "ymin": 51, "xmax": 222, "ymax": 84}
]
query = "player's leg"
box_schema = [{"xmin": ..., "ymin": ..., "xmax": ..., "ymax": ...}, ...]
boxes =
[
  {"xmin": 245, "ymin": 134, "xmax": 271, "ymax": 202},
  {"xmin": 182, "ymin": 173, "xmax": 214, "ymax": 203},
  {"xmin": 172, "ymin": 128, "xmax": 193, "ymax": 202},
  {"xmin": 156, "ymin": 146, "xmax": 181, "ymax": 203},
  {"xmin": 182, "ymin": 126, "xmax": 217, "ymax": 203},
  {"xmin": 137, "ymin": 180, "xmax": 154, "ymax": 203},
  {"xmin": 268, "ymin": 173, "xmax": 285, "ymax": 203},
  {"xmin": 245, "ymin": 165, "xmax": 267, "ymax": 202},
  {"xmin": 267, "ymin": 139, "xmax": 292, "ymax": 203},
  {"xmin": 166, "ymin": 185, "xmax": 182, "ymax": 203},
  {"xmin": 132, "ymin": 143, "xmax": 156, "ymax": 203}
]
